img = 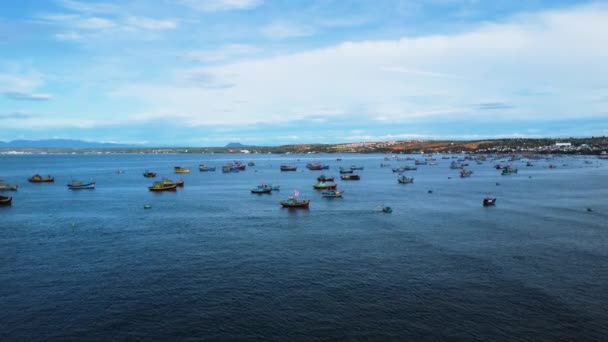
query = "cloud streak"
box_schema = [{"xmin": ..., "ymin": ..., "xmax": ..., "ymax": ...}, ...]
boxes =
[{"xmin": 3, "ymin": 91, "xmax": 52, "ymax": 101}]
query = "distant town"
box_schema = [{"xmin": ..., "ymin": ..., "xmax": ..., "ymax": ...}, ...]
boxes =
[{"xmin": 1, "ymin": 137, "xmax": 607, "ymax": 155}]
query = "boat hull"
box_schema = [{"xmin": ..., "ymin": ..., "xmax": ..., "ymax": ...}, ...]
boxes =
[
  {"xmin": 280, "ymin": 200, "xmax": 310, "ymax": 208},
  {"xmin": 0, "ymin": 196, "xmax": 12, "ymax": 205},
  {"xmin": 148, "ymin": 184, "xmax": 178, "ymax": 191},
  {"xmin": 67, "ymin": 182, "xmax": 95, "ymax": 190}
]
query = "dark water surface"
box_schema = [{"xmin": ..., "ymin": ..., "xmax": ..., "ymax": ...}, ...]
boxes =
[{"xmin": 1, "ymin": 154, "xmax": 607, "ymax": 341}]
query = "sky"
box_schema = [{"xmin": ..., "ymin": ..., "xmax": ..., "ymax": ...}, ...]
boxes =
[{"xmin": 0, "ymin": 0, "xmax": 607, "ymax": 146}]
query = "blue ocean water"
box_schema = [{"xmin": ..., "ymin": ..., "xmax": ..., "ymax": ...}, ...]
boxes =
[{"xmin": 1, "ymin": 153, "xmax": 607, "ymax": 341}]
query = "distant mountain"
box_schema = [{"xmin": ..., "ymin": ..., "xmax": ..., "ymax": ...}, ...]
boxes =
[
  {"xmin": 225, "ymin": 142, "xmax": 247, "ymax": 148},
  {"xmin": 0, "ymin": 139, "xmax": 136, "ymax": 149}
]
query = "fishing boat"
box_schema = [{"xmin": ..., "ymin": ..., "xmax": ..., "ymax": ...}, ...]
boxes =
[
  {"xmin": 143, "ymin": 171, "xmax": 157, "ymax": 178},
  {"xmin": 148, "ymin": 182, "xmax": 177, "ymax": 192},
  {"xmin": 280, "ymin": 165, "xmax": 297, "ymax": 171},
  {"xmin": 0, "ymin": 182, "xmax": 18, "ymax": 191},
  {"xmin": 483, "ymin": 198, "xmax": 497, "ymax": 206},
  {"xmin": 526, "ymin": 162, "xmax": 534, "ymax": 167},
  {"xmin": 162, "ymin": 178, "xmax": 184, "ymax": 187},
  {"xmin": 174, "ymin": 166, "xmax": 190, "ymax": 173},
  {"xmin": 280, "ymin": 191, "xmax": 310, "ymax": 208},
  {"xmin": 251, "ymin": 184, "xmax": 272, "ymax": 194},
  {"xmin": 339, "ymin": 167, "xmax": 353, "ymax": 174},
  {"xmin": 317, "ymin": 175, "xmax": 334, "ymax": 182},
  {"xmin": 494, "ymin": 164, "xmax": 504, "ymax": 170},
  {"xmin": 222, "ymin": 165, "xmax": 239, "ymax": 173},
  {"xmin": 199, "ymin": 165, "xmax": 216, "ymax": 172},
  {"xmin": 341, "ymin": 174, "xmax": 360, "ymax": 180},
  {"xmin": 501, "ymin": 166, "xmax": 518, "ymax": 175},
  {"xmin": 415, "ymin": 160, "xmax": 427, "ymax": 165},
  {"xmin": 450, "ymin": 162, "xmax": 463, "ymax": 169},
  {"xmin": 382, "ymin": 206, "xmax": 392, "ymax": 213},
  {"xmin": 548, "ymin": 164, "xmax": 557, "ymax": 169},
  {"xmin": 233, "ymin": 163, "xmax": 246, "ymax": 171},
  {"xmin": 392, "ymin": 166, "xmax": 417, "ymax": 172},
  {"xmin": 306, "ymin": 163, "xmax": 323, "ymax": 170},
  {"xmin": 28, "ymin": 174, "xmax": 54, "ymax": 183},
  {"xmin": 313, "ymin": 182, "xmax": 337, "ymax": 190},
  {"xmin": 322, "ymin": 189, "xmax": 343, "ymax": 198},
  {"xmin": 460, "ymin": 169, "xmax": 473, "ymax": 178},
  {"xmin": 398, "ymin": 176, "xmax": 414, "ymax": 184},
  {"xmin": 67, "ymin": 180, "xmax": 95, "ymax": 190},
  {"xmin": 0, "ymin": 195, "xmax": 12, "ymax": 206}
]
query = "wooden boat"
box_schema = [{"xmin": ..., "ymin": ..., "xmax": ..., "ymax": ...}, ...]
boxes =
[
  {"xmin": 398, "ymin": 176, "xmax": 414, "ymax": 184},
  {"xmin": 222, "ymin": 165, "xmax": 239, "ymax": 173},
  {"xmin": 280, "ymin": 198, "xmax": 310, "ymax": 208},
  {"xmin": 483, "ymin": 198, "xmax": 497, "ymax": 206},
  {"xmin": 0, "ymin": 182, "xmax": 18, "ymax": 191},
  {"xmin": 199, "ymin": 165, "xmax": 216, "ymax": 172},
  {"xmin": 501, "ymin": 166, "xmax": 518, "ymax": 175},
  {"xmin": 306, "ymin": 163, "xmax": 323, "ymax": 170},
  {"xmin": 251, "ymin": 184, "xmax": 272, "ymax": 194},
  {"xmin": 67, "ymin": 181, "xmax": 95, "ymax": 190},
  {"xmin": 392, "ymin": 166, "xmax": 417, "ymax": 172},
  {"xmin": 280, "ymin": 165, "xmax": 297, "ymax": 171},
  {"xmin": 317, "ymin": 175, "xmax": 334, "ymax": 182},
  {"xmin": 162, "ymin": 178, "xmax": 184, "ymax": 187},
  {"xmin": 28, "ymin": 174, "xmax": 54, "ymax": 183},
  {"xmin": 322, "ymin": 189, "xmax": 343, "ymax": 198},
  {"xmin": 339, "ymin": 167, "xmax": 353, "ymax": 174},
  {"xmin": 174, "ymin": 166, "xmax": 190, "ymax": 173},
  {"xmin": 341, "ymin": 174, "xmax": 360, "ymax": 180},
  {"xmin": 460, "ymin": 170, "xmax": 473, "ymax": 178},
  {"xmin": 143, "ymin": 171, "xmax": 157, "ymax": 178},
  {"xmin": 313, "ymin": 182, "xmax": 337, "ymax": 190},
  {"xmin": 148, "ymin": 182, "xmax": 177, "ymax": 191},
  {"xmin": 0, "ymin": 195, "xmax": 12, "ymax": 206}
]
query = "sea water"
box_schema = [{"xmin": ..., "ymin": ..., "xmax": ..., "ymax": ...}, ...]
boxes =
[{"xmin": 1, "ymin": 154, "xmax": 607, "ymax": 340}]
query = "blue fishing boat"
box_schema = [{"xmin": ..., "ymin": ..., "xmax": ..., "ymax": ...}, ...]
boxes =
[
  {"xmin": 67, "ymin": 180, "xmax": 95, "ymax": 190},
  {"xmin": 251, "ymin": 184, "xmax": 272, "ymax": 194}
]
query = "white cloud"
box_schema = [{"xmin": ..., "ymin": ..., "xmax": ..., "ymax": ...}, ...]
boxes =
[
  {"xmin": 176, "ymin": 0, "xmax": 263, "ymax": 12},
  {"xmin": 182, "ymin": 44, "xmax": 260, "ymax": 63},
  {"xmin": 57, "ymin": 0, "xmax": 120, "ymax": 14},
  {"xmin": 125, "ymin": 17, "xmax": 178, "ymax": 30},
  {"xmin": 261, "ymin": 22, "xmax": 315, "ymax": 39},
  {"xmin": 102, "ymin": 4, "xmax": 608, "ymax": 127},
  {"xmin": 54, "ymin": 31, "xmax": 82, "ymax": 41},
  {"xmin": 75, "ymin": 16, "xmax": 116, "ymax": 29}
]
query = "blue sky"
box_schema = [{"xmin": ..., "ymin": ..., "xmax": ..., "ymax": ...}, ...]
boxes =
[{"xmin": 1, "ymin": 0, "xmax": 607, "ymax": 146}]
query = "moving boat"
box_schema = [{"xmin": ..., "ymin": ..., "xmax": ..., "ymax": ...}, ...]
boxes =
[
  {"xmin": 317, "ymin": 175, "xmax": 334, "ymax": 182},
  {"xmin": 313, "ymin": 182, "xmax": 337, "ymax": 190},
  {"xmin": 148, "ymin": 182, "xmax": 177, "ymax": 192},
  {"xmin": 199, "ymin": 165, "xmax": 216, "ymax": 172},
  {"xmin": 174, "ymin": 166, "xmax": 190, "ymax": 173},
  {"xmin": 28, "ymin": 174, "xmax": 54, "ymax": 183},
  {"xmin": 280, "ymin": 165, "xmax": 297, "ymax": 171},
  {"xmin": 322, "ymin": 189, "xmax": 343, "ymax": 198},
  {"xmin": 143, "ymin": 171, "xmax": 157, "ymax": 178},
  {"xmin": 483, "ymin": 198, "xmax": 497, "ymax": 206},
  {"xmin": 398, "ymin": 175, "xmax": 414, "ymax": 184},
  {"xmin": 341, "ymin": 174, "xmax": 360, "ymax": 180},
  {"xmin": 67, "ymin": 180, "xmax": 95, "ymax": 190},
  {"xmin": 0, "ymin": 195, "xmax": 12, "ymax": 206}
]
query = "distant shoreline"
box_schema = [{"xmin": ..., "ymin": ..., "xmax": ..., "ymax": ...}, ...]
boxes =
[{"xmin": 1, "ymin": 137, "xmax": 607, "ymax": 155}]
